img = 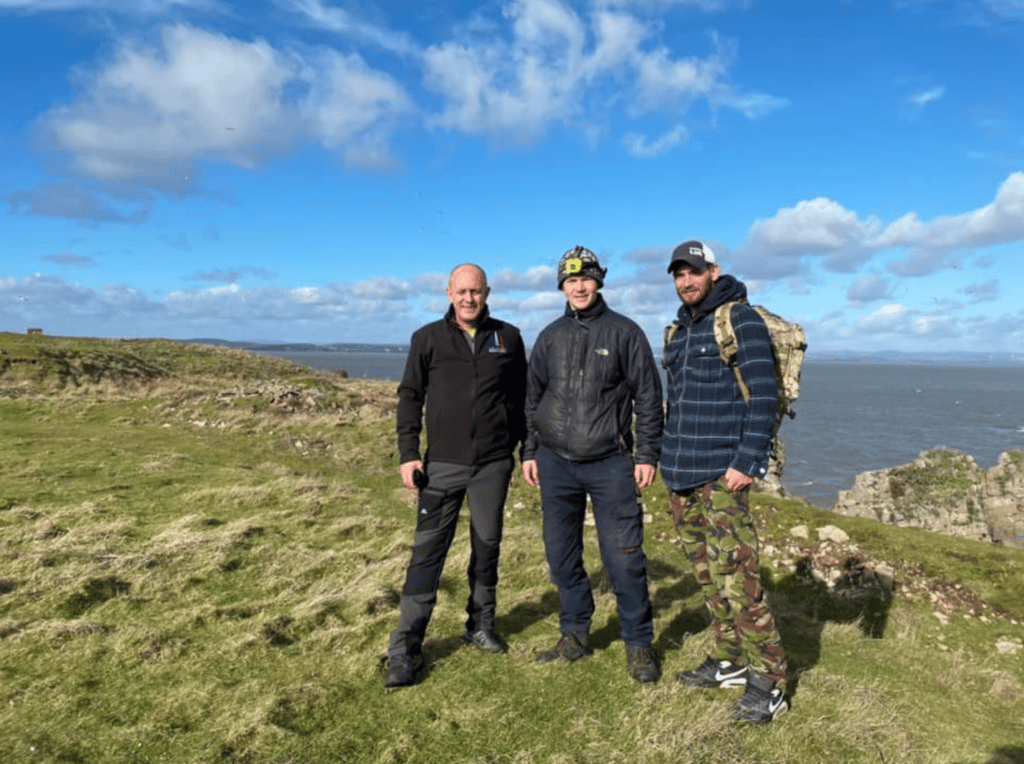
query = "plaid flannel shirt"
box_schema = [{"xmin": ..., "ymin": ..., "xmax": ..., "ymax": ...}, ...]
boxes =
[{"xmin": 659, "ymin": 275, "xmax": 778, "ymax": 493}]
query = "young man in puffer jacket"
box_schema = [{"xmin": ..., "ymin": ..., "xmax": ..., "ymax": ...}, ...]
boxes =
[{"xmin": 522, "ymin": 245, "xmax": 663, "ymax": 683}]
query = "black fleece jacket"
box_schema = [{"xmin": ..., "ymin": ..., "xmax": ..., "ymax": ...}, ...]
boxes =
[
  {"xmin": 397, "ymin": 305, "xmax": 527, "ymax": 467},
  {"xmin": 523, "ymin": 294, "xmax": 663, "ymax": 465}
]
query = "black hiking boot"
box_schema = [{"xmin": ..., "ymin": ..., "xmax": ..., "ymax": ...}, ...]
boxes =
[
  {"xmin": 535, "ymin": 631, "xmax": 591, "ymax": 663},
  {"xmin": 625, "ymin": 645, "xmax": 660, "ymax": 684},
  {"xmin": 462, "ymin": 628, "xmax": 508, "ymax": 654},
  {"xmin": 383, "ymin": 653, "xmax": 425, "ymax": 688}
]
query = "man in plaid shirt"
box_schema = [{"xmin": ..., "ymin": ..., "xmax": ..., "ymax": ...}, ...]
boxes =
[{"xmin": 660, "ymin": 240, "xmax": 790, "ymax": 724}]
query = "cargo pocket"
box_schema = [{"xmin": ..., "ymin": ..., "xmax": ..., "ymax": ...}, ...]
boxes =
[{"xmin": 416, "ymin": 487, "xmax": 448, "ymax": 532}]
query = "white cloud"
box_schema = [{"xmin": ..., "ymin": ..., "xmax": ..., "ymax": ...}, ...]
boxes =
[
  {"xmin": 189, "ymin": 267, "xmax": 275, "ymax": 283},
  {"xmin": 981, "ymin": 0, "xmax": 1024, "ymax": 20},
  {"xmin": 730, "ymin": 172, "xmax": 1024, "ymax": 282},
  {"xmin": 846, "ymin": 272, "xmax": 892, "ymax": 303},
  {"xmin": 29, "ymin": 23, "xmax": 411, "ymax": 206},
  {"xmin": 6, "ymin": 182, "xmax": 151, "ymax": 223},
  {"xmin": 857, "ymin": 304, "xmax": 909, "ymax": 334},
  {"xmin": 490, "ymin": 265, "xmax": 556, "ymax": 290},
  {"xmin": 15, "ymin": 1, "xmax": 788, "ymax": 221},
  {"xmin": 716, "ymin": 91, "xmax": 791, "ymax": 118},
  {"xmin": 959, "ymin": 279, "xmax": 1000, "ymax": 303},
  {"xmin": 422, "ymin": 0, "xmax": 589, "ymax": 143},
  {"xmin": 289, "ymin": 287, "xmax": 325, "ymax": 305},
  {"xmin": 0, "ymin": 0, "xmax": 215, "ymax": 11},
  {"xmin": 39, "ymin": 25, "xmax": 303, "ymax": 192},
  {"xmin": 422, "ymin": 0, "xmax": 778, "ymax": 146},
  {"xmin": 629, "ymin": 40, "xmax": 729, "ymax": 114},
  {"xmin": 622, "ymin": 124, "xmax": 687, "ymax": 158},
  {"xmin": 595, "ymin": 0, "xmax": 737, "ymax": 9},
  {"xmin": 738, "ymin": 197, "xmax": 880, "ymax": 278},
  {"xmin": 909, "ymin": 85, "xmax": 945, "ymax": 108},
  {"xmin": 351, "ymin": 276, "xmax": 421, "ymax": 299},
  {"xmin": 302, "ymin": 49, "xmax": 413, "ymax": 169},
  {"xmin": 279, "ymin": 0, "xmax": 417, "ymax": 56},
  {"xmin": 880, "ymin": 171, "xmax": 1024, "ymax": 275}
]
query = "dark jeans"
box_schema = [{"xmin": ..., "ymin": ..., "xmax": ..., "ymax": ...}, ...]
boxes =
[
  {"xmin": 536, "ymin": 445, "xmax": 653, "ymax": 647},
  {"xmin": 388, "ymin": 458, "xmax": 513, "ymax": 658}
]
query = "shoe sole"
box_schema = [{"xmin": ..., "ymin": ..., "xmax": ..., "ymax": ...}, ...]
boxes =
[
  {"xmin": 676, "ymin": 675, "xmax": 747, "ymax": 689},
  {"xmin": 733, "ymin": 698, "xmax": 789, "ymax": 724}
]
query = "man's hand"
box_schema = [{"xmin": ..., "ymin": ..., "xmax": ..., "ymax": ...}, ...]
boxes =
[
  {"xmin": 634, "ymin": 463, "xmax": 656, "ymax": 490},
  {"xmin": 400, "ymin": 460, "xmax": 424, "ymax": 490},
  {"xmin": 724, "ymin": 467, "xmax": 753, "ymax": 492},
  {"xmin": 522, "ymin": 459, "xmax": 540, "ymax": 488}
]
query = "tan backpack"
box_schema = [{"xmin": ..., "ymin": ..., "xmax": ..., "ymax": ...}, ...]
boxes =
[{"xmin": 712, "ymin": 300, "xmax": 807, "ymax": 422}]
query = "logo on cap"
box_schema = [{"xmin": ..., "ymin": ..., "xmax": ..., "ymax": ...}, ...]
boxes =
[{"xmin": 564, "ymin": 258, "xmax": 583, "ymax": 274}]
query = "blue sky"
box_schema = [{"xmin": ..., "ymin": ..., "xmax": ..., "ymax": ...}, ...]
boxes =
[{"xmin": 2, "ymin": 0, "xmax": 1023, "ymax": 356}]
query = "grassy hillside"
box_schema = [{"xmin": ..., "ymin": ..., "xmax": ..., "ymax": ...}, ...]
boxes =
[{"xmin": 1, "ymin": 332, "xmax": 1023, "ymax": 764}]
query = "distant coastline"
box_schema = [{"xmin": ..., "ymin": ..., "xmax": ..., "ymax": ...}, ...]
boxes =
[
  {"xmin": 185, "ymin": 339, "xmax": 410, "ymax": 355},
  {"xmin": 184, "ymin": 338, "xmax": 1024, "ymax": 369}
]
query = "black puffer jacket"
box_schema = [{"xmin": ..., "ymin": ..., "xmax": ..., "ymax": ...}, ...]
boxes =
[
  {"xmin": 397, "ymin": 306, "xmax": 527, "ymax": 467},
  {"xmin": 523, "ymin": 295, "xmax": 663, "ymax": 465}
]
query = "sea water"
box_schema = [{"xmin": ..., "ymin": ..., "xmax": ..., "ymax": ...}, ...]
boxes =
[{"xmin": 262, "ymin": 350, "xmax": 1024, "ymax": 510}]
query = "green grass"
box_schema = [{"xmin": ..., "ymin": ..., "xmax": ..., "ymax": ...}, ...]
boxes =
[{"xmin": 1, "ymin": 333, "xmax": 1023, "ymax": 763}]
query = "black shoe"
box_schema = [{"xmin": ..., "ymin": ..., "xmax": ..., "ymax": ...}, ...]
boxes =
[
  {"xmin": 383, "ymin": 653, "xmax": 425, "ymax": 688},
  {"xmin": 676, "ymin": 655, "xmax": 748, "ymax": 688},
  {"xmin": 625, "ymin": 645, "xmax": 660, "ymax": 684},
  {"xmin": 731, "ymin": 671, "xmax": 789, "ymax": 724},
  {"xmin": 535, "ymin": 631, "xmax": 591, "ymax": 663},
  {"xmin": 462, "ymin": 629, "xmax": 508, "ymax": 654}
]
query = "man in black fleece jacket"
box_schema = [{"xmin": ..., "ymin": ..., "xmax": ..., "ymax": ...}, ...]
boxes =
[{"xmin": 384, "ymin": 263, "xmax": 527, "ymax": 688}]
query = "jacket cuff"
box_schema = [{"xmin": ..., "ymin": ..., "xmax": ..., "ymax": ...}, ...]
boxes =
[{"xmin": 730, "ymin": 454, "xmax": 768, "ymax": 479}]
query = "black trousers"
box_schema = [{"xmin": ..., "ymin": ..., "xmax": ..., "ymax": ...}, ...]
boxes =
[{"xmin": 388, "ymin": 458, "xmax": 514, "ymax": 657}]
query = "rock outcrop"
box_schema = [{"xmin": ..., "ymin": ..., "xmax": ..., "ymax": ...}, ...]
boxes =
[{"xmin": 834, "ymin": 448, "xmax": 1024, "ymax": 549}]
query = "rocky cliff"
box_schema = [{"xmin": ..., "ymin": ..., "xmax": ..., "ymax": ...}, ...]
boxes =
[{"xmin": 833, "ymin": 448, "xmax": 1024, "ymax": 549}]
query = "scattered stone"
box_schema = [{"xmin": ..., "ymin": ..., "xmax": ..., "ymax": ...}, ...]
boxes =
[
  {"xmin": 995, "ymin": 636, "xmax": 1023, "ymax": 655},
  {"xmin": 789, "ymin": 524, "xmax": 809, "ymax": 539},
  {"xmin": 817, "ymin": 525, "xmax": 849, "ymax": 544}
]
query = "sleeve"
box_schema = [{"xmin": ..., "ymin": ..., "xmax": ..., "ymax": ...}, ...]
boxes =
[
  {"xmin": 521, "ymin": 332, "xmax": 549, "ymax": 461},
  {"xmin": 396, "ymin": 328, "xmax": 430, "ymax": 464},
  {"xmin": 729, "ymin": 304, "xmax": 779, "ymax": 477},
  {"xmin": 626, "ymin": 324, "xmax": 664, "ymax": 466},
  {"xmin": 508, "ymin": 329, "xmax": 529, "ymax": 459}
]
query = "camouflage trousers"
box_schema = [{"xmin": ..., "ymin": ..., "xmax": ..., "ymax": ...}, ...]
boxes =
[{"xmin": 669, "ymin": 481, "xmax": 787, "ymax": 687}]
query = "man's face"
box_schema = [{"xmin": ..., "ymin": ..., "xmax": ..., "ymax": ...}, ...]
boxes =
[
  {"xmin": 447, "ymin": 266, "xmax": 489, "ymax": 328},
  {"xmin": 673, "ymin": 263, "xmax": 720, "ymax": 307},
  {"xmin": 562, "ymin": 275, "xmax": 600, "ymax": 311}
]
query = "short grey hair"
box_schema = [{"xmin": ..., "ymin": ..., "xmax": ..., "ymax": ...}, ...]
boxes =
[{"xmin": 447, "ymin": 263, "xmax": 488, "ymax": 289}]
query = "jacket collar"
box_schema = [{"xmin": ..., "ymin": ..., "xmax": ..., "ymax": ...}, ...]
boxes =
[{"xmin": 564, "ymin": 292, "xmax": 608, "ymax": 321}]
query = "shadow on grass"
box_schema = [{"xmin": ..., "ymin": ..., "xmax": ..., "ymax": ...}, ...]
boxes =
[
  {"xmin": 978, "ymin": 747, "xmax": 1024, "ymax": 764},
  {"xmin": 497, "ymin": 589, "xmax": 562, "ymax": 641},
  {"xmin": 767, "ymin": 561, "xmax": 894, "ymax": 697},
  {"xmin": 492, "ymin": 555, "xmax": 708, "ymax": 657}
]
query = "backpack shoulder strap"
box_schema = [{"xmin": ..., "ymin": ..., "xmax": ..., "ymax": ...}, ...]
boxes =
[
  {"xmin": 662, "ymin": 324, "xmax": 679, "ymax": 368},
  {"xmin": 713, "ymin": 301, "xmax": 751, "ymax": 404}
]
